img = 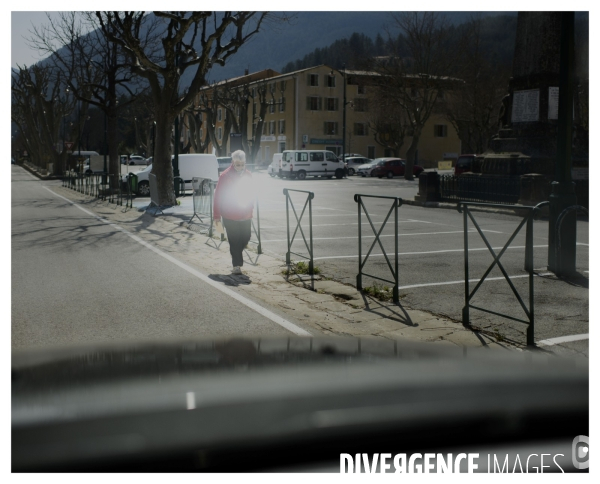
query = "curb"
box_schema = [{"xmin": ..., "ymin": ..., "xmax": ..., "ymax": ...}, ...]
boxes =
[{"xmin": 18, "ymin": 163, "xmax": 61, "ymax": 181}]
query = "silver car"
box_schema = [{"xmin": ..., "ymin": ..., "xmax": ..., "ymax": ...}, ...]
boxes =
[
  {"xmin": 127, "ymin": 155, "xmax": 147, "ymax": 165},
  {"xmin": 357, "ymin": 160, "xmax": 385, "ymax": 177},
  {"xmin": 344, "ymin": 156, "xmax": 372, "ymax": 176}
]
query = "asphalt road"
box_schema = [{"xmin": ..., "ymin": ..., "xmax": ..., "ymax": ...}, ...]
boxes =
[
  {"xmin": 152, "ymin": 170, "xmax": 589, "ymax": 352},
  {"xmin": 11, "ymin": 166, "xmax": 295, "ymax": 351}
]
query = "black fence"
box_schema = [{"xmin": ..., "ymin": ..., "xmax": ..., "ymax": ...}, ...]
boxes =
[{"xmin": 439, "ymin": 175, "xmax": 521, "ymax": 205}]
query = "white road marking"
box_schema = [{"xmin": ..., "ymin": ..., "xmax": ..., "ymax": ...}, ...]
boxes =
[
  {"xmin": 261, "ymin": 229, "xmax": 502, "ymax": 243},
  {"xmin": 313, "ymin": 245, "xmax": 550, "ymax": 260},
  {"xmin": 537, "ymin": 333, "xmax": 589, "ymax": 346},
  {"xmin": 397, "ymin": 272, "xmax": 554, "ymax": 290},
  {"xmin": 43, "ymin": 187, "xmax": 312, "ymax": 337},
  {"xmin": 260, "ymin": 220, "xmax": 435, "ymax": 229}
]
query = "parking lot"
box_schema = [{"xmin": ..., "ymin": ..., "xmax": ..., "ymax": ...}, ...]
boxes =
[{"xmin": 133, "ymin": 170, "xmax": 589, "ymax": 348}]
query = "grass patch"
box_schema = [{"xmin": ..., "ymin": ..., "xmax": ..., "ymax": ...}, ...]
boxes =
[
  {"xmin": 282, "ymin": 261, "xmax": 322, "ymax": 276},
  {"xmin": 361, "ymin": 282, "xmax": 393, "ymax": 302},
  {"xmin": 492, "ymin": 328, "xmax": 506, "ymax": 343}
]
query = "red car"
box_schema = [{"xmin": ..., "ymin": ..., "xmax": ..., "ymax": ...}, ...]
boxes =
[{"xmin": 371, "ymin": 158, "xmax": 424, "ymax": 179}]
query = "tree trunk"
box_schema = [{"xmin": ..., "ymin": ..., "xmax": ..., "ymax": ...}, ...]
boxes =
[
  {"xmin": 153, "ymin": 115, "xmax": 176, "ymax": 206},
  {"xmin": 108, "ymin": 109, "xmax": 119, "ymax": 189},
  {"xmin": 404, "ymin": 132, "xmax": 420, "ymax": 181}
]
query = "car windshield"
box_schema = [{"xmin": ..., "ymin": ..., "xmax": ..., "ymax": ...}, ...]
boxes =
[{"xmin": 11, "ymin": 12, "xmax": 589, "ymax": 473}]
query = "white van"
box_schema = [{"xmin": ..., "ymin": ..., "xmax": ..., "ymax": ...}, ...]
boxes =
[
  {"xmin": 280, "ymin": 150, "xmax": 345, "ymax": 180},
  {"xmin": 123, "ymin": 153, "xmax": 219, "ymax": 196},
  {"xmin": 268, "ymin": 153, "xmax": 283, "ymax": 177}
]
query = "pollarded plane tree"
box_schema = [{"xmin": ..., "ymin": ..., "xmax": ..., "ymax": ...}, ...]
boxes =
[{"xmin": 96, "ymin": 11, "xmax": 272, "ymax": 206}]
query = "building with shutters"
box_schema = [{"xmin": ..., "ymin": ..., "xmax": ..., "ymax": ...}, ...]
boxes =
[{"xmin": 188, "ymin": 65, "xmax": 461, "ymax": 166}]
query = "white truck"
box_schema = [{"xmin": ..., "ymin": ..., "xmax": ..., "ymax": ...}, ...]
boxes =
[{"xmin": 83, "ymin": 155, "xmax": 107, "ymax": 174}]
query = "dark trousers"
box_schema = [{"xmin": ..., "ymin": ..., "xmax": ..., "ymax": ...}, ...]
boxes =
[{"xmin": 223, "ymin": 218, "xmax": 252, "ymax": 267}]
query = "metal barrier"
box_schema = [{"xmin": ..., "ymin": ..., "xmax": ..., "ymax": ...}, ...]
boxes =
[
  {"xmin": 249, "ymin": 198, "xmax": 262, "ymax": 254},
  {"xmin": 189, "ymin": 177, "xmax": 217, "ymax": 235},
  {"xmin": 283, "ymin": 188, "xmax": 314, "ymax": 274},
  {"xmin": 174, "ymin": 176, "xmax": 185, "ymax": 198},
  {"xmin": 354, "ymin": 194, "xmax": 402, "ymax": 304},
  {"xmin": 458, "ymin": 201, "xmax": 548, "ymax": 347},
  {"xmin": 124, "ymin": 175, "xmax": 135, "ymax": 209}
]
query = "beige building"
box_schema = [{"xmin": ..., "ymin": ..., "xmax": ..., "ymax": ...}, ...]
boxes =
[{"xmin": 189, "ymin": 65, "xmax": 461, "ymax": 166}]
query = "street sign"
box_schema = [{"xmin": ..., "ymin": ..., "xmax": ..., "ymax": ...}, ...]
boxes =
[{"xmin": 65, "ymin": 142, "xmax": 74, "ymax": 153}]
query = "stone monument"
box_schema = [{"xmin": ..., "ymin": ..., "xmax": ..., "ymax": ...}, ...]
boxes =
[{"xmin": 484, "ymin": 12, "xmax": 585, "ymax": 275}]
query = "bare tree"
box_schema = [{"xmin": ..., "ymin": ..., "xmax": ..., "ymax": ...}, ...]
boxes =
[
  {"xmin": 367, "ymin": 91, "xmax": 408, "ymax": 157},
  {"xmin": 443, "ymin": 16, "xmax": 509, "ymax": 154},
  {"xmin": 96, "ymin": 11, "xmax": 273, "ymax": 206},
  {"xmin": 11, "ymin": 65, "xmax": 81, "ymax": 174},
  {"xmin": 370, "ymin": 12, "xmax": 463, "ymax": 180},
  {"xmin": 27, "ymin": 12, "xmax": 147, "ymax": 184}
]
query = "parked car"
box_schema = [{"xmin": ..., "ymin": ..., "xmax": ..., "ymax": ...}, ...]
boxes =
[
  {"xmin": 145, "ymin": 157, "xmax": 153, "ymax": 165},
  {"xmin": 357, "ymin": 159, "xmax": 388, "ymax": 177},
  {"xmin": 122, "ymin": 154, "xmax": 220, "ymax": 196},
  {"xmin": 344, "ymin": 156, "xmax": 372, "ymax": 176},
  {"xmin": 128, "ymin": 155, "xmax": 147, "ymax": 166},
  {"xmin": 217, "ymin": 157, "xmax": 232, "ymax": 174},
  {"xmin": 341, "ymin": 153, "xmax": 363, "ymax": 161},
  {"xmin": 371, "ymin": 158, "xmax": 424, "ymax": 179},
  {"xmin": 454, "ymin": 154, "xmax": 477, "ymax": 175}
]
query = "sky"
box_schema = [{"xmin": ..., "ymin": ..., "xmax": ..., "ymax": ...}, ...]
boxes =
[
  {"xmin": 11, "ymin": 11, "xmax": 64, "ymax": 69},
  {"xmin": 9, "ymin": 2, "xmax": 596, "ymax": 70}
]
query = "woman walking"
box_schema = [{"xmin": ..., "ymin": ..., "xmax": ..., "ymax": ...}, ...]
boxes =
[{"xmin": 213, "ymin": 150, "xmax": 254, "ymax": 275}]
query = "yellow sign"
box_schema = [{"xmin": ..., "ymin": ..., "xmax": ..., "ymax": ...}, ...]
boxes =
[{"xmin": 438, "ymin": 161, "xmax": 452, "ymax": 170}]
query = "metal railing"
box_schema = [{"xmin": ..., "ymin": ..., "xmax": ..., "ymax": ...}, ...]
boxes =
[
  {"xmin": 439, "ymin": 174, "xmax": 521, "ymax": 205},
  {"xmin": 189, "ymin": 177, "xmax": 218, "ymax": 236},
  {"xmin": 458, "ymin": 201, "xmax": 549, "ymax": 347},
  {"xmin": 355, "ymin": 194, "xmax": 402, "ymax": 304},
  {"xmin": 284, "ymin": 188, "xmax": 314, "ymax": 274},
  {"xmin": 249, "ymin": 198, "xmax": 262, "ymax": 254}
]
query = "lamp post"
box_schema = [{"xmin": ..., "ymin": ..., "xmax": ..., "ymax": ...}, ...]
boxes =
[
  {"xmin": 78, "ymin": 98, "xmax": 82, "ymax": 164},
  {"xmin": 548, "ymin": 12, "xmax": 577, "ymax": 275}
]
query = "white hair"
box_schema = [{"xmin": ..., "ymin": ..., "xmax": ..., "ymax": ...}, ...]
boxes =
[{"xmin": 231, "ymin": 150, "xmax": 246, "ymax": 163}]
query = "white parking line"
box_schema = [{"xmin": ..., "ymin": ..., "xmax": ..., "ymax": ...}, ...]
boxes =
[
  {"xmin": 261, "ymin": 229, "xmax": 502, "ymax": 243},
  {"xmin": 397, "ymin": 272, "xmax": 554, "ymax": 290},
  {"xmin": 537, "ymin": 334, "xmax": 589, "ymax": 346},
  {"xmin": 43, "ymin": 187, "xmax": 312, "ymax": 337},
  {"xmin": 260, "ymin": 220, "xmax": 437, "ymax": 229},
  {"xmin": 312, "ymin": 245, "xmax": 550, "ymax": 260}
]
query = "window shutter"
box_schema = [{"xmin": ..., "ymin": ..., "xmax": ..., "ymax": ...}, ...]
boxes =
[
  {"xmin": 306, "ymin": 97, "xmax": 311, "ymax": 110},
  {"xmin": 318, "ymin": 97, "xmax": 322, "ymax": 110}
]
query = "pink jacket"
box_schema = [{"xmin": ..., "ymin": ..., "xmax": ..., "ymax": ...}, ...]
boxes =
[{"xmin": 213, "ymin": 166, "xmax": 254, "ymax": 221}]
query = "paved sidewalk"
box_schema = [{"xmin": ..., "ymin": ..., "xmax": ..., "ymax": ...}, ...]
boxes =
[{"xmin": 51, "ymin": 184, "xmax": 536, "ymax": 353}]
